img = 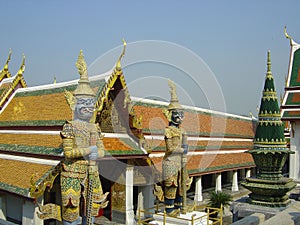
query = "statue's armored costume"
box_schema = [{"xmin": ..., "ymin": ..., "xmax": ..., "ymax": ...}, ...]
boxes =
[
  {"xmin": 60, "ymin": 120, "xmax": 107, "ymax": 222},
  {"xmin": 61, "ymin": 50, "xmax": 108, "ymax": 224},
  {"xmin": 163, "ymin": 126, "xmax": 186, "ymax": 210},
  {"xmin": 33, "ymin": 50, "xmax": 108, "ymax": 225},
  {"xmin": 160, "ymin": 80, "xmax": 192, "ymax": 216}
]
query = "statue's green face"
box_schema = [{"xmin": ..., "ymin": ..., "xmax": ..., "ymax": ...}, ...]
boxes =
[
  {"xmin": 171, "ymin": 109, "xmax": 184, "ymax": 126},
  {"xmin": 74, "ymin": 97, "xmax": 95, "ymax": 122}
]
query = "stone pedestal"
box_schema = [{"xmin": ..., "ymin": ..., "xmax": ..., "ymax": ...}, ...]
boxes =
[
  {"xmin": 241, "ymin": 177, "xmax": 296, "ymax": 207},
  {"xmin": 152, "ymin": 211, "xmax": 210, "ymax": 225}
]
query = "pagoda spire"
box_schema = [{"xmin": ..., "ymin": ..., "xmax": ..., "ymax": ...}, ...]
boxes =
[
  {"xmin": 255, "ymin": 50, "xmax": 285, "ymax": 149},
  {"xmin": 241, "ymin": 51, "xmax": 295, "ymax": 207}
]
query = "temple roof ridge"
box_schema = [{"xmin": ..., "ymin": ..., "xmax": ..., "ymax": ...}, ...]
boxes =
[
  {"xmin": 131, "ymin": 96, "xmax": 256, "ymax": 121},
  {"xmin": 16, "ymin": 69, "xmax": 113, "ymax": 94}
]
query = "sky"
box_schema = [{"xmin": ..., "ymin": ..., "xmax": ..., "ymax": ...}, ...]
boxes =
[{"xmin": 1, "ymin": 0, "xmax": 300, "ymax": 116}]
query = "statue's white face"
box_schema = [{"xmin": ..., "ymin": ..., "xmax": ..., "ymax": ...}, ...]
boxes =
[{"xmin": 74, "ymin": 97, "xmax": 95, "ymax": 122}]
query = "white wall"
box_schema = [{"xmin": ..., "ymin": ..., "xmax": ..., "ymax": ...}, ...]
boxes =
[{"xmin": 289, "ymin": 121, "xmax": 300, "ymax": 181}]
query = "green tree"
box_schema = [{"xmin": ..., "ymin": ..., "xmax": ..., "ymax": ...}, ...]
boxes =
[{"xmin": 207, "ymin": 191, "xmax": 232, "ymax": 218}]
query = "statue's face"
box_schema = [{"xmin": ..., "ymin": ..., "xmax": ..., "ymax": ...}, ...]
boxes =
[
  {"xmin": 74, "ymin": 97, "xmax": 95, "ymax": 122},
  {"xmin": 171, "ymin": 109, "xmax": 184, "ymax": 126}
]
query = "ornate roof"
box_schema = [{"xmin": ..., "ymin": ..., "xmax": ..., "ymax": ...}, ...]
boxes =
[
  {"xmin": 131, "ymin": 97, "xmax": 256, "ymax": 175},
  {"xmin": 0, "ymin": 158, "xmax": 56, "ymax": 197},
  {"xmin": 151, "ymin": 152, "xmax": 254, "ymax": 176},
  {"xmin": 0, "ymin": 46, "xmax": 147, "ymax": 197},
  {"xmin": 0, "ymin": 54, "xmax": 27, "ymax": 110},
  {"xmin": 281, "ymin": 28, "xmax": 300, "ymax": 120},
  {"xmin": 132, "ymin": 97, "xmax": 256, "ymax": 138},
  {"xmin": 0, "ymin": 50, "xmax": 12, "ymax": 82}
]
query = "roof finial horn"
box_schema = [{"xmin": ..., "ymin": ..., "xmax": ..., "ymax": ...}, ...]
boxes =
[
  {"xmin": 284, "ymin": 26, "xmax": 293, "ymax": 46},
  {"xmin": 4, "ymin": 49, "xmax": 12, "ymax": 71},
  {"xmin": 116, "ymin": 38, "xmax": 126, "ymax": 71},
  {"xmin": 17, "ymin": 54, "xmax": 25, "ymax": 75}
]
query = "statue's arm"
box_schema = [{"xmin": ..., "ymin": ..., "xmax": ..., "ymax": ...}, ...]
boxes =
[
  {"xmin": 165, "ymin": 136, "xmax": 184, "ymax": 154},
  {"xmin": 61, "ymin": 122, "xmax": 90, "ymax": 159}
]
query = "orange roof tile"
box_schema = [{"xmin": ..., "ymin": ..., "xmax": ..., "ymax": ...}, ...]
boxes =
[
  {"xmin": 0, "ymin": 159, "xmax": 54, "ymax": 196},
  {"xmin": 0, "ymin": 133, "xmax": 62, "ymax": 148},
  {"xmin": 147, "ymin": 138, "xmax": 252, "ymax": 151},
  {"xmin": 0, "ymin": 93, "xmax": 72, "ymax": 122},
  {"xmin": 133, "ymin": 105, "xmax": 255, "ymax": 137},
  {"xmin": 151, "ymin": 152, "xmax": 254, "ymax": 175}
]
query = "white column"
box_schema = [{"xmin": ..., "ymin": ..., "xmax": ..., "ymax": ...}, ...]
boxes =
[
  {"xmin": 194, "ymin": 176, "xmax": 203, "ymax": 205},
  {"xmin": 22, "ymin": 200, "xmax": 43, "ymax": 225},
  {"xmin": 289, "ymin": 122, "xmax": 300, "ymax": 181},
  {"xmin": 0, "ymin": 194, "xmax": 6, "ymax": 220},
  {"xmin": 125, "ymin": 165, "xmax": 135, "ymax": 225},
  {"xmin": 215, "ymin": 173, "xmax": 222, "ymax": 192},
  {"xmin": 136, "ymin": 189, "xmax": 144, "ymax": 218},
  {"xmin": 246, "ymin": 169, "xmax": 251, "ymax": 178},
  {"xmin": 232, "ymin": 170, "xmax": 239, "ymax": 192},
  {"xmin": 142, "ymin": 185, "xmax": 155, "ymax": 218}
]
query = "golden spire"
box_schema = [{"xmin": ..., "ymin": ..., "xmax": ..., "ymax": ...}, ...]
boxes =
[
  {"xmin": 76, "ymin": 50, "xmax": 88, "ymax": 80},
  {"xmin": 116, "ymin": 38, "xmax": 127, "ymax": 71},
  {"xmin": 3, "ymin": 49, "xmax": 12, "ymax": 71},
  {"xmin": 284, "ymin": 26, "xmax": 293, "ymax": 46},
  {"xmin": 167, "ymin": 79, "xmax": 183, "ymax": 110},
  {"xmin": 17, "ymin": 54, "xmax": 25, "ymax": 76},
  {"xmin": 73, "ymin": 50, "xmax": 95, "ymax": 97}
]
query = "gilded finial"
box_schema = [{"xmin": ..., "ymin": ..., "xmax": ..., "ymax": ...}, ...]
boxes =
[
  {"xmin": 168, "ymin": 80, "xmax": 177, "ymax": 102},
  {"xmin": 17, "ymin": 54, "xmax": 25, "ymax": 75},
  {"xmin": 3, "ymin": 49, "xmax": 12, "ymax": 71},
  {"xmin": 267, "ymin": 50, "xmax": 271, "ymax": 72},
  {"xmin": 116, "ymin": 38, "xmax": 126, "ymax": 71},
  {"xmin": 266, "ymin": 50, "xmax": 272, "ymax": 79},
  {"xmin": 73, "ymin": 50, "xmax": 95, "ymax": 97},
  {"xmin": 76, "ymin": 50, "xmax": 88, "ymax": 79},
  {"xmin": 284, "ymin": 26, "xmax": 293, "ymax": 46}
]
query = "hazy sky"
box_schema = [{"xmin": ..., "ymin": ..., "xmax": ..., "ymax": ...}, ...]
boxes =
[{"xmin": 1, "ymin": 0, "xmax": 300, "ymax": 116}]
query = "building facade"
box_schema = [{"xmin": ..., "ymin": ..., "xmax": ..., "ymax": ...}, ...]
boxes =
[
  {"xmin": 0, "ymin": 46, "xmax": 256, "ymax": 224},
  {"xmin": 281, "ymin": 30, "xmax": 300, "ymax": 183}
]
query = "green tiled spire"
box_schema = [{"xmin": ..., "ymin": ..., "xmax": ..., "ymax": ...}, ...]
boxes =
[
  {"xmin": 241, "ymin": 50, "xmax": 296, "ymax": 207},
  {"xmin": 254, "ymin": 50, "xmax": 287, "ymax": 150}
]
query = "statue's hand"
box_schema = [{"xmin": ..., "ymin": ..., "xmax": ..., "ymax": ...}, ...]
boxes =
[
  {"xmin": 182, "ymin": 144, "xmax": 188, "ymax": 154},
  {"xmin": 89, "ymin": 145, "xmax": 98, "ymax": 160}
]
